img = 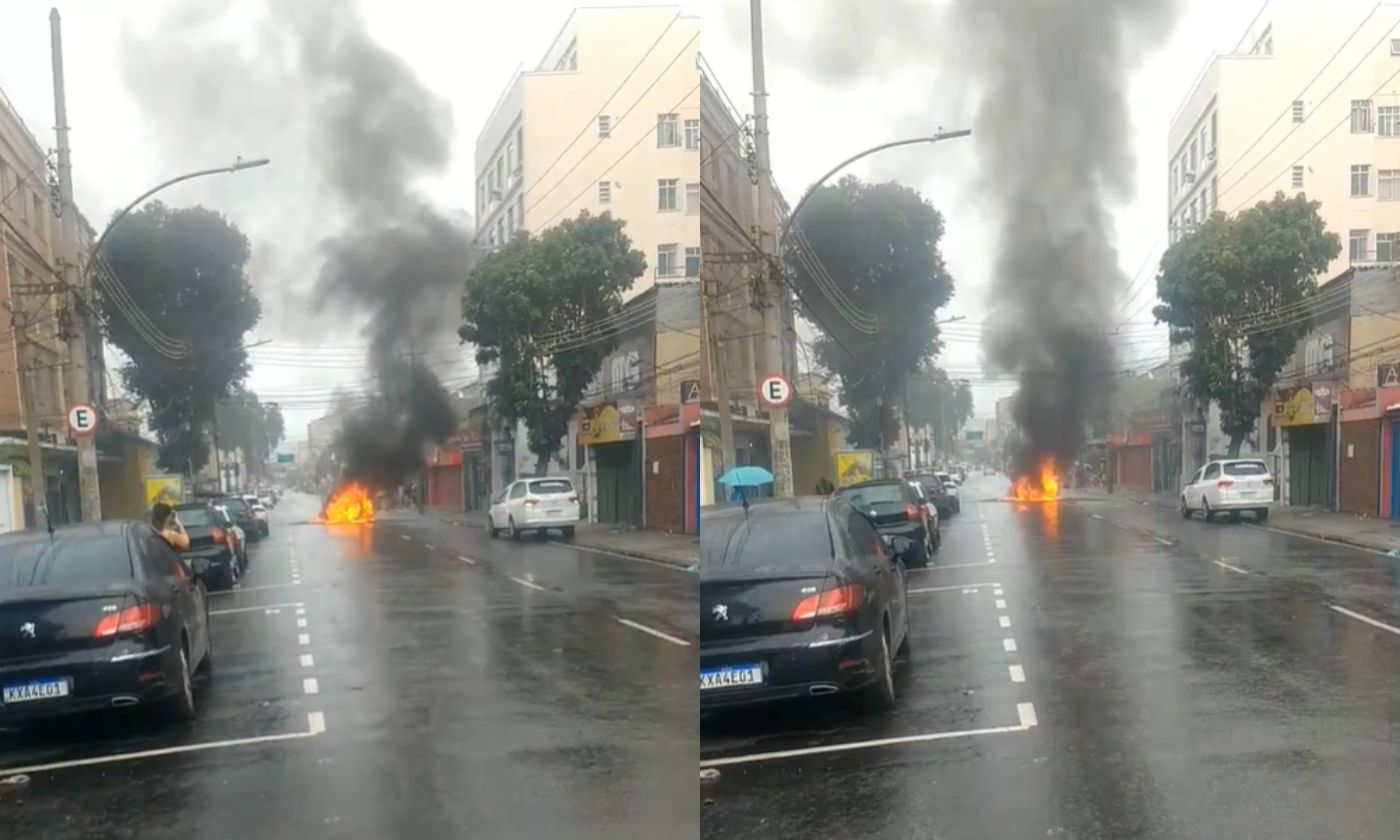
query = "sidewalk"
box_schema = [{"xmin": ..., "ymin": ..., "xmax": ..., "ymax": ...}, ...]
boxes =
[
  {"xmin": 433, "ymin": 509, "xmax": 697, "ymax": 569},
  {"xmin": 1085, "ymin": 488, "xmax": 1400, "ymax": 555}
]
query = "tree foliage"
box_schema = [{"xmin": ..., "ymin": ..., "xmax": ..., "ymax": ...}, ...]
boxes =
[
  {"xmin": 906, "ymin": 373, "xmax": 974, "ymax": 456},
  {"xmin": 216, "ymin": 387, "xmax": 285, "ymax": 482},
  {"xmin": 1153, "ymin": 192, "xmax": 1339, "ymax": 455},
  {"xmin": 460, "ymin": 212, "xmax": 645, "ymax": 474},
  {"xmin": 785, "ymin": 177, "xmax": 955, "ymax": 450},
  {"xmin": 100, "ymin": 202, "xmax": 261, "ymax": 472}
]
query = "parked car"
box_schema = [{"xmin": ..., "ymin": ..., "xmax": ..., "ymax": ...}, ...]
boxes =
[
  {"xmin": 220, "ymin": 496, "xmax": 262, "ymax": 543},
  {"xmin": 836, "ymin": 479, "xmax": 938, "ymax": 567},
  {"xmin": 0, "ymin": 522, "xmax": 213, "ymax": 725},
  {"xmin": 909, "ymin": 473, "xmax": 956, "ymax": 519},
  {"xmin": 173, "ymin": 503, "xmax": 242, "ymax": 590},
  {"xmin": 211, "ymin": 505, "xmax": 249, "ymax": 573},
  {"xmin": 699, "ymin": 496, "xmax": 910, "ymax": 711},
  {"xmin": 489, "ymin": 477, "xmax": 580, "ymax": 540},
  {"xmin": 1181, "ymin": 458, "xmax": 1274, "ymax": 522},
  {"xmin": 934, "ymin": 471, "xmax": 962, "ymax": 514},
  {"xmin": 242, "ymin": 495, "xmax": 270, "ymax": 538}
]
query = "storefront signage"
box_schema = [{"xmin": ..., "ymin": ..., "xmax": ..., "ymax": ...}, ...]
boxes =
[
  {"xmin": 577, "ymin": 403, "xmax": 639, "ymax": 446},
  {"xmin": 679, "ymin": 379, "xmax": 701, "ymax": 405},
  {"xmin": 1274, "ymin": 383, "xmax": 1337, "ymax": 426},
  {"xmin": 1379, "ymin": 363, "xmax": 1400, "ymax": 389}
]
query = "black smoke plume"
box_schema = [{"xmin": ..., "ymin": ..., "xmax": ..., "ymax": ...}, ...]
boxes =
[
  {"xmin": 953, "ymin": 0, "xmax": 1177, "ymax": 478},
  {"xmin": 118, "ymin": 0, "xmax": 471, "ymax": 490}
]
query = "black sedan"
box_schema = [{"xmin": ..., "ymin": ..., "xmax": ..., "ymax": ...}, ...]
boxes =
[
  {"xmin": 909, "ymin": 472, "xmax": 957, "ymax": 518},
  {"xmin": 0, "ymin": 522, "xmax": 212, "ymax": 724},
  {"xmin": 700, "ymin": 496, "xmax": 910, "ymax": 711},
  {"xmin": 836, "ymin": 479, "xmax": 937, "ymax": 567},
  {"xmin": 220, "ymin": 496, "xmax": 262, "ymax": 543},
  {"xmin": 175, "ymin": 502, "xmax": 241, "ymax": 590}
]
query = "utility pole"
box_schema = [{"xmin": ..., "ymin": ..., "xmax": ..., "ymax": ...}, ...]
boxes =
[
  {"xmin": 211, "ymin": 401, "xmax": 223, "ymax": 493},
  {"xmin": 749, "ymin": 0, "xmax": 794, "ymax": 498},
  {"xmin": 51, "ymin": 9, "xmax": 101, "ymax": 521},
  {"xmin": 701, "ymin": 267, "xmax": 737, "ymax": 476}
]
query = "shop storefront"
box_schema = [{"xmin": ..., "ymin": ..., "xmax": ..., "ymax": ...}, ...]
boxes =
[
  {"xmin": 578, "ymin": 403, "xmax": 641, "ymax": 526},
  {"xmin": 642, "ymin": 403, "xmax": 700, "ymax": 534},
  {"xmin": 1338, "ymin": 387, "xmax": 1380, "ymax": 516},
  {"xmin": 1273, "ymin": 383, "xmax": 1337, "ymax": 508}
]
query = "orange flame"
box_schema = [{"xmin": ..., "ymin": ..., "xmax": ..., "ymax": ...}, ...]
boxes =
[
  {"xmin": 1010, "ymin": 457, "xmax": 1060, "ymax": 502},
  {"xmin": 321, "ymin": 483, "xmax": 375, "ymax": 524}
]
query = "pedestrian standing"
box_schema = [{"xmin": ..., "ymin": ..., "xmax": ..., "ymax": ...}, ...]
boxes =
[{"xmin": 151, "ymin": 502, "xmax": 190, "ymax": 551}]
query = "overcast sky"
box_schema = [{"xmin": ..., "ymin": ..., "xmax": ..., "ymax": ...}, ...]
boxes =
[{"xmin": 0, "ymin": 0, "xmax": 1268, "ymax": 440}]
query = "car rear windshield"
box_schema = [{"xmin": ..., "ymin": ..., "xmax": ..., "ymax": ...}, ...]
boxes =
[
  {"xmin": 1224, "ymin": 462, "xmax": 1269, "ymax": 476},
  {"xmin": 222, "ymin": 499, "xmax": 249, "ymax": 514},
  {"xmin": 701, "ymin": 510, "xmax": 834, "ymax": 573},
  {"xmin": 529, "ymin": 479, "xmax": 574, "ymax": 494},
  {"xmin": 176, "ymin": 507, "xmax": 215, "ymax": 526},
  {"xmin": 838, "ymin": 484, "xmax": 905, "ymax": 507},
  {"xmin": 910, "ymin": 476, "xmax": 945, "ymax": 493},
  {"xmin": 0, "ymin": 536, "xmax": 132, "ymax": 589}
]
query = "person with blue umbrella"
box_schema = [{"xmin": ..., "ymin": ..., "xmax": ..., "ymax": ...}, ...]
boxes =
[{"xmin": 719, "ymin": 466, "xmax": 775, "ymax": 505}]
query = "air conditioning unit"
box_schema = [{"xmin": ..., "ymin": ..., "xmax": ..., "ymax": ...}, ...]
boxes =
[
  {"xmin": 1184, "ymin": 171, "xmax": 1197, "ymax": 184},
  {"xmin": 490, "ymin": 190, "xmax": 503, "ymax": 201}
]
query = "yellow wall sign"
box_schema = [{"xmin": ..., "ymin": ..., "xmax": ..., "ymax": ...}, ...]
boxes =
[
  {"xmin": 144, "ymin": 474, "xmax": 184, "ymax": 507},
  {"xmin": 835, "ymin": 451, "xmax": 875, "ymax": 487}
]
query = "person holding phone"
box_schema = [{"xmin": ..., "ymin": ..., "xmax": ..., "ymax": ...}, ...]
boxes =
[{"xmin": 151, "ymin": 502, "xmax": 190, "ymax": 551}]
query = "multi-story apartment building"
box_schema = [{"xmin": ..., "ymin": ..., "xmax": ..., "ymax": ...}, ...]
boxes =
[
  {"xmin": 1165, "ymin": 0, "xmax": 1400, "ymax": 491},
  {"xmin": 472, "ymin": 6, "xmax": 703, "ymax": 531}
]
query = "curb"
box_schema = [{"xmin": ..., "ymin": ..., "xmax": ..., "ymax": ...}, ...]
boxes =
[{"xmin": 1244, "ymin": 522, "xmax": 1397, "ymax": 557}]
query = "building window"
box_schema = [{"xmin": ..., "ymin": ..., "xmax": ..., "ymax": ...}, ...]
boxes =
[
  {"xmin": 507, "ymin": 206, "xmax": 516, "ymax": 235},
  {"xmin": 488, "ymin": 169, "xmax": 496, "ymax": 194},
  {"xmin": 685, "ymin": 182, "xmax": 700, "ymax": 214},
  {"xmin": 1170, "ymin": 163, "xmax": 1178, "ymax": 196},
  {"xmin": 657, "ymin": 113, "xmax": 680, "ymax": 147},
  {"xmin": 1198, "ymin": 125, "xmax": 1208, "ymax": 162},
  {"xmin": 516, "ymin": 127, "xmax": 523, "ymax": 167},
  {"xmin": 478, "ymin": 184, "xmax": 486, "ymax": 215},
  {"xmin": 1392, "ymin": 38, "xmax": 1400, "ymax": 56},
  {"xmin": 684, "ymin": 119, "xmax": 700, "ymax": 150},
  {"xmin": 1379, "ymin": 232, "xmax": 1400, "ymax": 262},
  {"xmin": 1291, "ymin": 100, "xmax": 1304, "ymax": 122},
  {"xmin": 1291, "ymin": 165, "xmax": 1304, "ymax": 189},
  {"xmin": 657, "ymin": 178, "xmax": 678, "ymax": 212},
  {"xmin": 597, "ymin": 115, "xmax": 611, "ymax": 138},
  {"xmin": 1352, "ymin": 164, "xmax": 1372, "ymax": 197},
  {"xmin": 1350, "ymin": 229, "xmax": 1370, "ymax": 261},
  {"xmin": 506, "ymin": 142, "xmax": 516, "ymax": 177},
  {"xmin": 598, "ymin": 180, "xmax": 612, "ymax": 204},
  {"xmin": 1352, "ymin": 99, "xmax": 1373, "ymax": 133},
  {"xmin": 1210, "ymin": 111, "xmax": 1217, "ymax": 151},
  {"xmin": 496, "ymin": 157, "xmax": 505, "ymax": 189},
  {"xmin": 518, "ymin": 195, "xmax": 525, "ymax": 230},
  {"xmin": 495, "ymin": 219, "xmax": 504, "ymax": 246},
  {"xmin": 1189, "ymin": 139, "xmax": 1198, "ymax": 173},
  {"xmin": 1382, "ymin": 170, "xmax": 1400, "ymax": 200},
  {"xmin": 657, "ymin": 244, "xmax": 679, "ymax": 277},
  {"xmin": 1380, "ymin": 106, "xmax": 1400, "ymax": 137},
  {"xmin": 685, "ymin": 246, "xmax": 701, "ymax": 277},
  {"xmin": 1210, "ymin": 176, "xmax": 1218, "ymax": 210}
]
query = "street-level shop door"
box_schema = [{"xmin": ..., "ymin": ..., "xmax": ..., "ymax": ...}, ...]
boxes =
[{"xmin": 1391, "ymin": 422, "xmax": 1400, "ymax": 519}]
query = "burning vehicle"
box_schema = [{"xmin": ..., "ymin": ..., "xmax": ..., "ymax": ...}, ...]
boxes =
[{"xmin": 319, "ymin": 482, "xmax": 375, "ymax": 525}]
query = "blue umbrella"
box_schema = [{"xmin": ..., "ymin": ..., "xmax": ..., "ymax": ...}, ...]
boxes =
[{"xmin": 719, "ymin": 466, "xmax": 775, "ymax": 487}]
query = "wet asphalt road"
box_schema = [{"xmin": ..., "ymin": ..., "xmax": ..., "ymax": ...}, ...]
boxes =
[
  {"xmin": 0, "ymin": 493, "xmax": 697, "ymax": 839},
  {"xmin": 701, "ymin": 475, "xmax": 1400, "ymax": 840}
]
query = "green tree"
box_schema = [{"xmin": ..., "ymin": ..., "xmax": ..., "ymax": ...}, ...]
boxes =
[
  {"xmin": 100, "ymin": 202, "xmax": 261, "ymax": 472},
  {"xmin": 1153, "ymin": 192, "xmax": 1339, "ymax": 455},
  {"xmin": 460, "ymin": 212, "xmax": 645, "ymax": 475},
  {"xmin": 906, "ymin": 372, "xmax": 974, "ymax": 457},
  {"xmin": 785, "ymin": 177, "xmax": 955, "ymax": 450},
  {"xmin": 216, "ymin": 388, "xmax": 285, "ymax": 482}
]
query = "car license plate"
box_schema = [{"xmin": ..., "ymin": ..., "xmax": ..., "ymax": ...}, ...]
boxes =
[
  {"xmin": 547, "ymin": 509, "xmax": 563, "ymax": 516},
  {"xmin": 1238, "ymin": 491, "xmax": 1257, "ymax": 499},
  {"xmin": 2, "ymin": 678, "xmax": 70, "ymax": 704},
  {"xmin": 700, "ymin": 664, "xmax": 764, "ymax": 690}
]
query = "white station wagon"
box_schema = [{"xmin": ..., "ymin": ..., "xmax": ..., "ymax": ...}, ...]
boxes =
[
  {"xmin": 489, "ymin": 477, "xmax": 580, "ymax": 540},
  {"xmin": 1181, "ymin": 459, "xmax": 1275, "ymax": 522}
]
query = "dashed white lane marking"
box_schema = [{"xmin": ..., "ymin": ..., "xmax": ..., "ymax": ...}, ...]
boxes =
[
  {"xmin": 297, "ymin": 618, "xmax": 308, "ymax": 628},
  {"xmin": 300, "ymin": 653, "xmax": 315, "ymax": 668},
  {"xmin": 510, "ymin": 576, "xmax": 547, "ymax": 592},
  {"xmin": 999, "ymin": 616, "xmax": 1012, "ymax": 629},
  {"xmin": 1091, "ymin": 513, "xmax": 1104, "ymax": 520},
  {"xmin": 303, "ymin": 678, "xmax": 319, "ymax": 695},
  {"xmin": 209, "ymin": 601, "xmax": 305, "ymax": 616},
  {"xmin": 296, "ymin": 607, "xmax": 306, "ymax": 616},
  {"xmin": 1017, "ymin": 702, "xmax": 1039, "ymax": 728},
  {"xmin": 1009, "ymin": 664, "xmax": 1026, "ymax": 683},
  {"xmin": 1154, "ymin": 537, "xmax": 1173, "ymax": 547},
  {"xmin": 909, "ymin": 561, "xmax": 999, "ymax": 572},
  {"xmin": 1213, "ymin": 558, "xmax": 1249, "ymax": 575},
  {"xmin": 0, "ymin": 712, "xmax": 327, "ymax": 776},
  {"xmin": 995, "ymin": 599, "xmax": 1007, "ymax": 609},
  {"xmin": 909, "ymin": 582, "xmax": 1001, "ymax": 594},
  {"xmin": 298, "ymin": 633, "xmax": 311, "ymax": 646},
  {"xmin": 1329, "ymin": 604, "xmax": 1400, "ymax": 637},
  {"xmin": 458, "ymin": 555, "xmax": 476, "ymax": 565},
  {"xmin": 993, "ymin": 588, "xmax": 1004, "ymax": 596},
  {"xmin": 208, "ymin": 582, "xmax": 302, "ymax": 596},
  {"xmin": 399, "ymin": 534, "xmax": 411, "ymax": 541},
  {"xmin": 425, "ymin": 544, "xmax": 436, "ymax": 550},
  {"xmin": 1003, "ymin": 638, "xmax": 1018, "ymax": 652},
  {"xmin": 699, "ymin": 722, "xmax": 1032, "ymax": 768},
  {"xmin": 616, "ymin": 617, "xmax": 692, "ymax": 647}
]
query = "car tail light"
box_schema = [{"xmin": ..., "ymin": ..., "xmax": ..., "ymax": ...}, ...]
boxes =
[
  {"xmin": 1263, "ymin": 478, "xmax": 1274, "ymax": 486},
  {"xmin": 568, "ymin": 495, "xmax": 579, "ymax": 504},
  {"xmin": 211, "ymin": 526, "xmax": 226, "ymax": 544},
  {"xmin": 792, "ymin": 584, "xmax": 865, "ymax": 623},
  {"xmin": 523, "ymin": 499, "xmax": 540, "ymax": 507},
  {"xmin": 1217, "ymin": 479, "xmax": 1234, "ymax": 489},
  {"xmin": 904, "ymin": 503, "xmax": 921, "ymax": 522},
  {"xmin": 94, "ymin": 603, "xmax": 159, "ymax": 638}
]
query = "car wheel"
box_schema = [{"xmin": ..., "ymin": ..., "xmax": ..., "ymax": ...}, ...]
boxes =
[
  {"xmin": 932, "ymin": 526, "xmax": 941, "ymax": 552},
  {"xmin": 562, "ymin": 526, "xmax": 575, "ymax": 539},
  {"xmin": 908, "ymin": 536, "xmax": 931, "ymax": 568},
  {"xmin": 862, "ymin": 624, "xmax": 898, "ymax": 711},
  {"xmin": 1256, "ymin": 507, "xmax": 1270, "ymax": 522},
  {"xmin": 534, "ymin": 529, "xmax": 548, "ymax": 542},
  {"xmin": 509, "ymin": 517, "xmax": 522, "ymax": 541},
  {"xmin": 1180, "ymin": 497, "xmax": 1192, "ymax": 519},
  {"xmin": 1203, "ymin": 499, "xmax": 1215, "ymax": 522},
  {"xmin": 1230, "ymin": 510, "xmax": 1241, "ymax": 523},
  {"xmin": 489, "ymin": 521, "xmax": 500, "ymax": 538},
  {"xmin": 167, "ymin": 642, "xmax": 197, "ymax": 722}
]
